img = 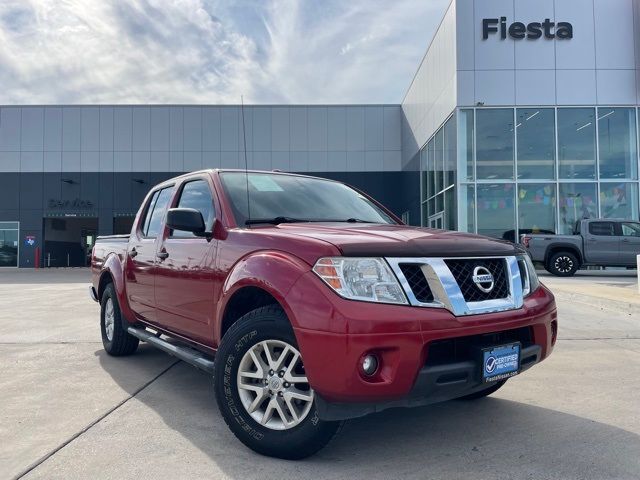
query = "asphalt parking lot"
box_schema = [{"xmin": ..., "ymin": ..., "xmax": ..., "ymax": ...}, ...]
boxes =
[{"xmin": 1, "ymin": 269, "xmax": 639, "ymax": 480}]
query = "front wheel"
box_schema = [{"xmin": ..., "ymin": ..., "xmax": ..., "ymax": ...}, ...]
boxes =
[
  {"xmin": 546, "ymin": 252, "xmax": 579, "ymax": 277},
  {"xmin": 214, "ymin": 306, "xmax": 341, "ymax": 459}
]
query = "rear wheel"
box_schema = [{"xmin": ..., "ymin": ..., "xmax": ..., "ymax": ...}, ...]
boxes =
[
  {"xmin": 546, "ymin": 252, "xmax": 579, "ymax": 277},
  {"xmin": 460, "ymin": 380, "xmax": 507, "ymax": 400},
  {"xmin": 100, "ymin": 283, "xmax": 139, "ymax": 356},
  {"xmin": 214, "ymin": 306, "xmax": 342, "ymax": 459}
]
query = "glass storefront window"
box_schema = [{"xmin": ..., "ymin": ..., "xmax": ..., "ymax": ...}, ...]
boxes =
[
  {"xmin": 558, "ymin": 183, "xmax": 598, "ymax": 234},
  {"xmin": 435, "ymin": 193, "xmax": 444, "ymax": 213},
  {"xmin": 598, "ymin": 108, "xmax": 638, "ymax": 180},
  {"xmin": 434, "ymin": 129, "xmax": 444, "ymax": 193},
  {"xmin": 427, "ymin": 138, "xmax": 435, "ymax": 198},
  {"xmin": 0, "ymin": 222, "xmax": 19, "ymax": 267},
  {"xmin": 516, "ymin": 109, "xmax": 555, "ymax": 180},
  {"xmin": 444, "ymin": 188, "xmax": 456, "ymax": 231},
  {"xmin": 459, "ymin": 185, "xmax": 476, "ymax": 233},
  {"xmin": 518, "ymin": 183, "xmax": 557, "ymax": 239},
  {"xmin": 428, "ymin": 198, "xmax": 435, "ymax": 216},
  {"xmin": 477, "ymin": 183, "xmax": 515, "ymax": 240},
  {"xmin": 444, "ymin": 117, "xmax": 456, "ymax": 188},
  {"xmin": 421, "ymin": 202, "xmax": 430, "ymax": 226},
  {"xmin": 600, "ymin": 183, "xmax": 639, "ymax": 220},
  {"xmin": 459, "ymin": 110, "xmax": 474, "ymax": 181},
  {"xmin": 476, "ymin": 109, "xmax": 514, "ymax": 180},
  {"xmin": 558, "ymin": 108, "xmax": 596, "ymax": 179},
  {"xmin": 420, "ymin": 148, "xmax": 431, "ymax": 201}
]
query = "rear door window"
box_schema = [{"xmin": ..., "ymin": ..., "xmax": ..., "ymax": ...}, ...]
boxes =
[
  {"xmin": 588, "ymin": 222, "xmax": 615, "ymax": 236},
  {"xmin": 143, "ymin": 187, "xmax": 174, "ymax": 238},
  {"xmin": 141, "ymin": 190, "xmax": 160, "ymax": 236}
]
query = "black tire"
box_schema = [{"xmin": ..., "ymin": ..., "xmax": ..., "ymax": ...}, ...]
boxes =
[
  {"xmin": 546, "ymin": 251, "xmax": 579, "ymax": 277},
  {"xmin": 214, "ymin": 305, "xmax": 342, "ymax": 460},
  {"xmin": 460, "ymin": 380, "xmax": 507, "ymax": 400},
  {"xmin": 100, "ymin": 283, "xmax": 139, "ymax": 356}
]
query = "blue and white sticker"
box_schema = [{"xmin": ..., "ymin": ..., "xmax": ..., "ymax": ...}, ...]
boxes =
[{"xmin": 483, "ymin": 344, "xmax": 520, "ymax": 382}]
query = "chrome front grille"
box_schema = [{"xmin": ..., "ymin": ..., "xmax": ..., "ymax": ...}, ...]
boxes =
[
  {"xmin": 398, "ymin": 264, "xmax": 434, "ymax": 303},
  {"xmin": 387, "ymin": 256, "xmax": 524, "ymax": 317},
  {"xmin": 444, "ymin": 258, "xmax": 509, "ymax": 302}
]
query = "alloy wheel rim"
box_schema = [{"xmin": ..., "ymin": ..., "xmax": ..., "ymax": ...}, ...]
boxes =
[
  {"xmin": 237, "ymin": 339, "xmax": 314, "ymax": 430},
  {"xmin": 104, "ymin": 298, "xmax": 115, "ymax": 341},
  {"xmin": 555, "ymin": 256, "xmax": 573, "ymax": 273}
]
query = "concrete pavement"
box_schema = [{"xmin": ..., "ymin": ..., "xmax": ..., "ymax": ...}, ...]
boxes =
[
  {"xmin": 1, "ymin": 269, "xmax": 639, "ymax": 479},
  {"xmin": 540, "ymin": 270, "xmax": 640, "ymax": 314}
]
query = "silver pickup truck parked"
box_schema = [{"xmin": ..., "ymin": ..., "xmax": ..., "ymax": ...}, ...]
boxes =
[{"xmin": 521, "ymin": 219, "xmax": 640, "ymax": 276}]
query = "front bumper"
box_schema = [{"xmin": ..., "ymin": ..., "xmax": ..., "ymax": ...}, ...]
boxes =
[
  {"xmin": 316, "ymin": 344, "xmax": 542, "ymax": 421},
  {"xmin": 288, "ymin": 273, "xmax": 557, "ymax": 417}
]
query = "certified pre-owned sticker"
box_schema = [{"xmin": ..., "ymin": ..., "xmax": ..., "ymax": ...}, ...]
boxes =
[
  {"xmin": 483, "ymin": 344, "xmax": 520, "ymax": 382},
  {"xmin": 485, "ymin": 356, "xmax": 497, "ymax": 374}
]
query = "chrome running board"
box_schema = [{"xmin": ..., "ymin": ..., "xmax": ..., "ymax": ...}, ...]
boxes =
[{"xmin": 127, "ymin": 327, "xmax": 215, "ymax": 374}]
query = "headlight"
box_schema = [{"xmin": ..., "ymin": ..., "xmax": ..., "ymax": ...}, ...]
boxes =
[
  {"xmin": 517, "ymin": 255, "xmax": 540, "ymax": 297},
  {"xmin": 312, "ymin": 257, "xmax": 408, "ymax": 305}
]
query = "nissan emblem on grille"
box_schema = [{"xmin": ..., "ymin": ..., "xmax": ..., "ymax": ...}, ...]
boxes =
[{"xmin": 472, "ymin": 266, "xmax": 495, "ymax": 293}]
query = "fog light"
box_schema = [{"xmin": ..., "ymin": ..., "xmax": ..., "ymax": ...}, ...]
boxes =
[{"xmin": 362, "ymin": 354, "xmax": 378, "ymax": 376}]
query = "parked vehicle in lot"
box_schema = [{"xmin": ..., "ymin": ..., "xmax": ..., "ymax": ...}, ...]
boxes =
[
  {"xmin": 90, "ymin": 169, "xmax": 558, "ymax": 459},
  {"xmin": 522, "ymin": 218, "xmax": 640, "ymax": 277}
]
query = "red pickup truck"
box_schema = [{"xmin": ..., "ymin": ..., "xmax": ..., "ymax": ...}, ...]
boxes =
[{"xmin": 90, "ymin": 169, "xmax": 557, "ymax": 459}]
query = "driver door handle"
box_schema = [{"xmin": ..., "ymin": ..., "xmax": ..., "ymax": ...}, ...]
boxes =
[{"xmin": 157, "ymin": 251, "xmax": 169, "ymax": 260}]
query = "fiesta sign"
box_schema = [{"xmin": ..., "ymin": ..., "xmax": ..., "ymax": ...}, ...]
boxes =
[{"xmin": 482, "ymin": 17, "xmax": 573, "ymax": 40}]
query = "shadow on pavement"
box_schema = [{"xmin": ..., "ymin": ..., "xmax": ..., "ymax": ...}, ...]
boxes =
[{"xmin": 98, "ymin": 347, "xmax": 640, "ymax": 480}]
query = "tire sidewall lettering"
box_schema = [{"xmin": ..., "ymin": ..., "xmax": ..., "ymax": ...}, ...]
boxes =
[
  {"xmin": 220, "ymin": 324, "xmax": 322, "ymax": 443},
  {"xmin": 223, "ymin": 340, "xmax": 264, "ymax": 441}
]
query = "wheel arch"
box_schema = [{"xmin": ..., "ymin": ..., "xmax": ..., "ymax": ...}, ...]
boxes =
[
  {"xmin": 97, "ymin": 269, "xmax": 114, "ymax": 300},
  {"xmin": 545, "ymin": 244, "xmax": 583, "ymax": 266},
  {"xmin": 215, "ymin": 251, "xmax": 309, "ymax": 345},
  {"xmin": 97, "ymin": 253, "xmax": 136, "ymax": 324},
  {"xmin": 219, "ymin": 286, "xmax": 286, "ymax": 342}
]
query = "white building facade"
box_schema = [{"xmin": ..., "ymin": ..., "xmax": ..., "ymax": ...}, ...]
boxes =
[{"xmin": 402, "ymin": 0, "xmax": 640, "ymax": 241}]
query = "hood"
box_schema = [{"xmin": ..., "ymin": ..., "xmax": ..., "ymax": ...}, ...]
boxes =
[{"xmin": 260, "ymin": 223, "xmax": 524, "ymax": 258}]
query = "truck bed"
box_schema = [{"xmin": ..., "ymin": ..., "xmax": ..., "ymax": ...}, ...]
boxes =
[
  {"xmin": 92, "ymin": 235, "xmax": 130, "ymax": 271},
  {"xmin": 525, "ymin": 234, "xmax": 582, "ymax": 263}
]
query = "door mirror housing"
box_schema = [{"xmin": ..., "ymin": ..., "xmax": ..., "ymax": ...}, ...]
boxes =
[{"xmin": 166, "ymin": 208, "xmax": 207, "ymax": 236}]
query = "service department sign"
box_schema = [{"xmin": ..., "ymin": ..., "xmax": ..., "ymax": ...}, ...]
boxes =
[{"xmin": 483, "ymin": 17, "xmax": 573, "ymax": 40}]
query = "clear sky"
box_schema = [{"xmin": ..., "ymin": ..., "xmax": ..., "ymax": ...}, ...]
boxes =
[{"xmin": 0, "ymin": 0, "xmax": 449, "ymax": 105}]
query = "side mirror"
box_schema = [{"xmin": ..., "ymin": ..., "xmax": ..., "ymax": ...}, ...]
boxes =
[{"xmin": 166, "ymin": 208, "xmax": 206, "ymax": 235}]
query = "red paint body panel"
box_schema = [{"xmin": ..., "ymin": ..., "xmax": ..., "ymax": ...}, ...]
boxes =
[
  {"xmin": 92, "ymin": 169, "xmax": 557, "ymax": 406},
  {"xmin": 291, "ymin": 285, "xmax": 556, "ymax": 402}
]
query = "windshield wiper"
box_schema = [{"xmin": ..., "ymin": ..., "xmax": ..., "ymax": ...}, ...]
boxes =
[
  {"xmin": 245, "ymin": 216, "xmax": 311, "ymax": 226},
  {"xmin": 245, "ymin": 217, "xmax": 377, "ymax": 226},
  {"xmin": 345, "ymin": 218, "xmax": 373, "ymax": 223},
  {"xmin": 320, "ymin": 218, "xmax": 375, "ymax": 223}
]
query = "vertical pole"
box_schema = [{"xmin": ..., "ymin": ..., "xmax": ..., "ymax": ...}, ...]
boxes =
[
  {"xmin": 47, "ymin": 252, "xmax": 50, "ymax": 268},
  {"xmin": 67, "ymin": 253, "xmax": 70, "ymax": 267},
  {"xmin": 35, "ymin": 247, "xmax": 40, "ymax": 269}
]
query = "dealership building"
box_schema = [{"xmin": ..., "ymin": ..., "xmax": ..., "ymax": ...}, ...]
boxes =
[{"xmin": 1, "ymin": 0, "xmax": 640, "ymax": 267}]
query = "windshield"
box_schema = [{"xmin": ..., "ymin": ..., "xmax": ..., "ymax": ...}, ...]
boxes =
[{"xmin": 220, "ymin": 172, "xmax": 396, "ymax": 226}]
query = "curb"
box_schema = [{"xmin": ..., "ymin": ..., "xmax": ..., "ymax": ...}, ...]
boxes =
[{"xmin": 551, "ymin": 289, "xmax": 640, "ymax": 316}]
